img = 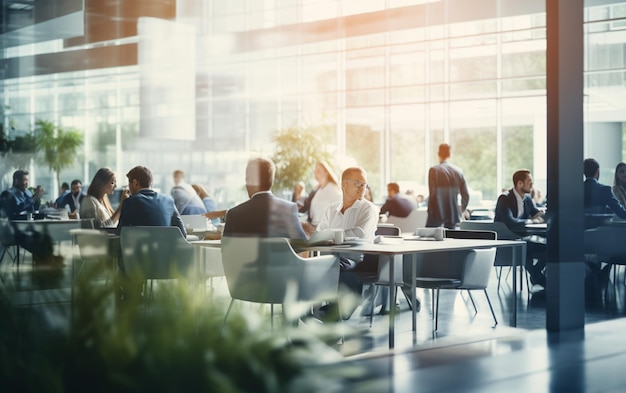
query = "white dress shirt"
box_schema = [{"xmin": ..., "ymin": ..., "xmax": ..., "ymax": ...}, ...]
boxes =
[
  {"xmin": 316, "ymin": 198, "xmax": 379, "ymax": 241},
  {"xmin": 513, "ymin": 189, "xmax": 525, "ymax": 218}
]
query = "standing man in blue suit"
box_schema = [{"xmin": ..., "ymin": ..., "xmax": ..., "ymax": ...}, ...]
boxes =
[
  {"xmin": 223, "ymin": 157, "xmax": 306, "ymax": 239},
  {"xmin": 117, "ymin": 165, "xmax": 186, "ymax": 237},
  {"xmin": 495, "ymin": 169, "xmax": 546, "ymax": 288},
  {"xmin": 426, "ymin": 143, "xmax": 470, "ymax": 229},
  {"xmin": 583, "ymin": 158, "xmax": 626, "ymax": 219}
]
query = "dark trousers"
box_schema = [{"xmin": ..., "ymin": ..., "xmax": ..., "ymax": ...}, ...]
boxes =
[{"xmin": 525, "ymin": 239, "xmax": 547, "ymax": 286}]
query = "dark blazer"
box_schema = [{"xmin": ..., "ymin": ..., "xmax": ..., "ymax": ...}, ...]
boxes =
[
  {"xmin": 380, "ymin": 194, "xmax": 416, "ymax": 218},
  {"xmin": 426, "ymin": 162, "xmax": 470, "ymax": 228},
  {"xmin": 117, "ymin": 189, "xmax": 186, "ymax": 236},
  {"xmin": 584, "ymin": 178, "xmax": 626, "ymax": 219},
  {"xmin": 494, "ymin": 189, "xmax": 540, "ymax": 233},
  {"xmin": 223, "ymin": 192, "xmax": 307, "ymax": 239},
  {"xmin": 58, "ymin": 192, "xmax": 85, "ymax": 212}
]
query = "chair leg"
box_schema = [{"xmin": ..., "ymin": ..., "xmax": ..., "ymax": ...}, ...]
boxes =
[
  {"xmin": 496, "ymin": 267, "xmax": 502, "ymax": 291},
  {"xmin": 429, "ymin": 287, "xmax": 435, "ymax": 324},
  {"xmin": 467, "ymin": 290, "xmax": 477, "ymax": 314},
  {"xmin": 400, "ymin": 286, "xmax": 413, "ymax": 311},
  {"xmin": 220, "ymin": 299, "xmax": 236, "ymax": 335},
  {"xmin": 271, "ymin": 304, "xmax": 274, "ymax": 330},
  {"xmin": 434, "ymin": 288, "xmax": 440, "ymax": 332},
  {"xmin": 369, "ymin": 285, "xmax": 377, "ymax": 328},
  {"xmin": 484, "ymin": 289, "xmax": 498, "ymax": 326}
]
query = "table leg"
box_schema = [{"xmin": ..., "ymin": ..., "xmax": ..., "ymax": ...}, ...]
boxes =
[
  {"xmin": 411, "ymin": 253, "xmax": 417, "ymax": 343},
  {"xmin": 388, "ymin": 255, "xmax": 395, "ymax": 349}
]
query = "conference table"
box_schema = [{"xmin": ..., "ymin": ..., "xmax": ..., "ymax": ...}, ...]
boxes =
[
  {"xmin": 302, "ymin": 237, "xmax": 526, "ymax": 349},
  {"xmin": 192, "ymin": 237, "xmax": 526, "ymax": 349}
]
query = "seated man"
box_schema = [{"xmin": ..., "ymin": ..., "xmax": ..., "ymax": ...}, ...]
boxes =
[
  {"xmin": 494, "ymin": 169, "xmax": 546, "ymax": 288},
  {"xmin": 5, "ymin": 170, "xmax": 61, "ymax": 266},
  {"xmin": 170, "ymin": 170, "xmax": 207, "ymax": 215},
  {"xmin": 57, "ymin": 179, "xmax": 85, "ymax": 219},
  {"xmin": 116, "ymin": 166, "xmax": 187, "ymax": 301},
  {"xmin": 117, "ymin": 166, "xmax": 186, "ymax": 237},
  {"xmin": 583, "ymin": 158, "xmax": 626, "ymax": 226},
  {"xmin": 315, "ymin": 166, "xmax": 380, "ymax": 318},
  {"xmin": 223, "ymin": 157, "xmax": 306, "ymax": 240},
  {"xmin": 380, "ymin": 182, "xmax": 417, "ymax": 219},
  {"xmin": 54, "ymin": 182, "xmax": 70, "ymax": 208}
]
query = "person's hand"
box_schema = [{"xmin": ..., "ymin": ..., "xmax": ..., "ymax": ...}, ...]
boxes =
[
  {"xmin": 120, "ymin": 188, "xmax": 131, "ymax": 203},
  {"xmin": 69, "ymin": 210, "xmax": 79, "ymax": 219},
  {"xmin": 205, "ymin": 210, "xmax": 226, "ymax": 220},
  {"xmin": 301, "ymin": 222, "xmax": 316, "ymax": 236}
]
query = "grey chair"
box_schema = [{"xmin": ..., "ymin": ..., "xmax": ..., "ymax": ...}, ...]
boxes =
[
  {"xmin": 460, "ymin": 220, "xmax": 530, "ymax": 291},
  {"xmin": 413, "ymin": 243, "xmax": 498, "ymax": 331},
  {"xmin": 220, "ymin": 236, "xmax": 339, "ymax": 331},
  {"xmin": 0, "ymin": 218, "xmax": 21, "ymax": 266},
  {"xmin": 584, "ymin": 225, "xmax": 626, "ymax": 284},
  {"xmin": 120, "ymin": 226, "xmax": 195, "ymax": 300}
]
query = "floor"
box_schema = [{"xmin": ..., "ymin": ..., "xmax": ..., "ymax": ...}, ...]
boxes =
[{"xmin": 2, "ymin": 244, "xmax": 626, "ymax": 391}]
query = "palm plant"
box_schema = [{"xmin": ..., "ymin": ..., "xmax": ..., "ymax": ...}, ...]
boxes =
[{"xmin": 34, "ymin": 119, "xmax": 83, "ymax": 191}]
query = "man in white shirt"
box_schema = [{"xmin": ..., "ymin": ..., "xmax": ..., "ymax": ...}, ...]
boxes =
[{"xmin": 316, "ymin": 166, "xmax": 379, "ymax": 318}]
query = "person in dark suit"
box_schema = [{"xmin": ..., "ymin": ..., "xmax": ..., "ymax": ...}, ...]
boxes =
[
  {"xmin": 58, "ymin": 179, "xmax": 85, "ymax": 218},
  {"xmin": 380, "ymin": 182, "xmax": 417, "ymax": 219},
  {"xmin": 584, "ymin": 158, "xmax": 626, "ymax": 219},
  {"xmin": 426, "ymin": 143, "xmax": 470, "ymax": 229},
  {"xmin": 223, "ymin": 157, "xmax": 306, "ymax": 239},
  {"xmin": 117, "ymin": 166, "xmax": 186, "ymax": 237},
  {"xmin": 495, "ymin": 169, "xmax": 546, "ymax": 288}
]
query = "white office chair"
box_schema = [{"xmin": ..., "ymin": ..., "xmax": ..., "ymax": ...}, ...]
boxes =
[
  {"xmin": 220, "ymin": 236, "xmax": 339, "ymax": 331},
  {"xmin": 120, "ymin": 226, "xmax": 195, "ymax": 300},
  {"xmin": 70, "ymin": 228, "xmax": 115, "ymax": 280},
  {"xmin": 386, "ymin": 208, "xmax": 427, "ymax": 234}
]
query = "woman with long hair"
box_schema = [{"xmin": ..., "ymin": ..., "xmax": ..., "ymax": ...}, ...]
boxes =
[
  {"xmin": 301, "ymin": 161, "xmax": 342, "ymax": 234},
  {"xmin": 80, "ymin": 168, "xmax": 128, "ymax": 228},
  {"xmin": 613, "ymin": 162, "xmax": 626, "ymax": 207}
]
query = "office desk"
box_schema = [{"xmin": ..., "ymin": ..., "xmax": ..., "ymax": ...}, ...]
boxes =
[{"xmin": 308, "ymin": 238, "xmax": 526, "ymax": 349}]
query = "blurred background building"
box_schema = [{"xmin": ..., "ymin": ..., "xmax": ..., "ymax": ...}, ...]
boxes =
[{"xmin": 1, "ymin": 0, "xmax": 624, "ymax": 207}]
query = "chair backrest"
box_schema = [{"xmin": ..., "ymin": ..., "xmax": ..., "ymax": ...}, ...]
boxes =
[
  {"xmin": 584, "ymin": 225, "xmax": 626, "ymax": 260},
  {"xmin": 445, "ymin": 229, "xmax": 497, "ymax": 240},
  {"xmin": 411, "ymin": 230, "xmax": 497, "ymax": 280},
  {"xmin": 460, "ymin": 221, "xmax": 520, "ymax": 240},
  {"xmin": 457, "ymin": 248, "xmax": 497, "ymax": 289},
  {"xmin": 70, "ymin": 229, "xmax": 112, "ymax": 262},
  {"xmin": 376, "ymin": 225, "xmax": 401, "ymax": 236},
  {"xmin": 221, "ymin": 236, "xmax": 338, "ymax": 304},
  {"xmin": 386, "ymin": 209, "xmax": 427, "ymax": 234},
  {"xmin": 0, "ymin": 218, "xmax": 16, "ymax": 247},
  {"xmin": 120, "ymin": 226, "xmax": 194, "ymax": 280},
  {"xmin": 181, "ymin": 215, "xmax": 208, "ymax": 231}
]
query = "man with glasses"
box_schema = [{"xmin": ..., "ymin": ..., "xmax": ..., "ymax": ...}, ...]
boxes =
[{"xmin": 316, "ymin": 166, "xmax": 379, "ymax": 319}]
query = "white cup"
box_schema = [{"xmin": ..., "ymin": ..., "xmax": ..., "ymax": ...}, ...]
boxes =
[{"xmin": 332, "ymin": 229, "xmax": 344, "ymax": 244}]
